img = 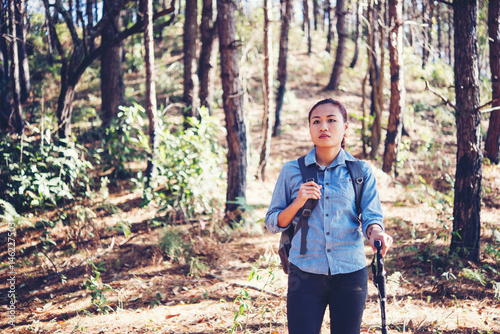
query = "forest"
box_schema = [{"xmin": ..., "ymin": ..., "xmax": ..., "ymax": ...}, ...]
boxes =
[{"xmin": 0, "ymin": 0, "xmax": 500, "ymax": 333}]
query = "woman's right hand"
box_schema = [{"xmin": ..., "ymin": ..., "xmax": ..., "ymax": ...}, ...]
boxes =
[{"xmin": 294, "ymin": 181, "xmax": 322, "ymax": 207}]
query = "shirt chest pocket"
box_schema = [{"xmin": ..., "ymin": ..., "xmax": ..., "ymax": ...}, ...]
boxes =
[{"xmin": 338, "ymin": 177, "xmax": 355, "ymax": 201}]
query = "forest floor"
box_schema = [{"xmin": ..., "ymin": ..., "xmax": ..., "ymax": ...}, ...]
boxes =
[{"xmin": 2, "ymin": 46, "xmax": 500, "ymax": 333}]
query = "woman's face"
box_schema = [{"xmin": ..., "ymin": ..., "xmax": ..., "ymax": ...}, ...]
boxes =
[{"xmin": 309, "ymin": 103, "xmax": 348, "ymax": 149}]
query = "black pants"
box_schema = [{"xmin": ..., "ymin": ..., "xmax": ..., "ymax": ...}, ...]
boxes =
[{"xmin": 287, "ymin": 264, "xmax": 368, "ymax": 334}]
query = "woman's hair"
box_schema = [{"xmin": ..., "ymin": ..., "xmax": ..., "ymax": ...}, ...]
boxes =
[{"xmin": 308, "ymin": 98, "xmax": 348, "ymax": 149}]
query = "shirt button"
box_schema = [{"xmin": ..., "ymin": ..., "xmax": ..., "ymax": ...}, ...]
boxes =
[
  {"xmin": 326, "ymin": 214, "xmax": 329, "ymax": 217},
  {"xmin": 326, "ymin": 232, "xmax": 330, "ymax": 236},
  {"xmin": 326, "ymin": 182, "xmax": 329, "ymax": 185},
  {"xmin": 327, "ymin": 249, "xmax": 331, "ymax": 253},
  {"xmin": 326, "ymin": 196, "xmax": 329, "ymax": 199}
]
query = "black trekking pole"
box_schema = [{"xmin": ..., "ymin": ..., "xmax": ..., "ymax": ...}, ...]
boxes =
[{"xmin": 372, "ymin": 240, "xmax": 388, "ymax": 334}]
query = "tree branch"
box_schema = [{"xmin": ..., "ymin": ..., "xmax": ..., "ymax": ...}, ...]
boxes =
[
  {"xmin": 480, "ymin": 106, "xmax": 500, "ymax": 114},
  {"xmin": 435, "ymin": 0, "xmax": 453, "ymax": 6},
  {"xmin": 72, "ymin": 7, "xmax": 175, "ymax": 83},
  {"xmin": 42, "ymin": 0, "xmax": 66, "ymax": 63},
  {"xmin": 476, "ymin": 97, "xmax": 500, "ymax": 111},
  {"xmin": 425, "ymin": 81, "xmax": 458, "ymax": 112},
  {"xmin": 87, "ymin": 0, "xmax": 133, "ymax": 41},
  {"xmin": 53, "ymin": 0, "xmax": 81, "ymax": 46}
]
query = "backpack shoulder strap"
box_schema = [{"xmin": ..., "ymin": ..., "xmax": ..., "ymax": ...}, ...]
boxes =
[
  {"xmin": 297, "ymin": 155, "xmax": 317, "ymax": 184},
  {"xmin": 345, "ymin": 159, "xmax": 365, "ymax": 218}
]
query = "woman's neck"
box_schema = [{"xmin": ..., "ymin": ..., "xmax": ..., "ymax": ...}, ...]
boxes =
[{"xmin": 315, "ymin": 146, "xmax": 341, "ymax": 167}]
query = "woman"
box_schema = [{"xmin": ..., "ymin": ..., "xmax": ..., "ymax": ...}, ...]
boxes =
[{"xmin": 265, "ymin": 98, "xmax": 393, "ymax": 334}]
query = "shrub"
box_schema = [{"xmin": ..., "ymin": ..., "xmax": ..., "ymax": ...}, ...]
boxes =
[
  {"xmin": 105, "ymin": 104, "xmax": 226, "ymax": 221},
  {"xmin": 101, "ymin": 103, "xmax": 149, "ymax": 179},
  {"xmin": 154, "ymin": 107, "xmax": 227, "ymax": 220},
  {"xmin": 0, "ymin": 131, "xmax": 93, "ymax": 212}
]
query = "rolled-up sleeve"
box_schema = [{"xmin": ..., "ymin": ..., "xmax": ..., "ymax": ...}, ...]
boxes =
[
  {"xmin": 359, "ymin": 162, "xmax": 385, "ymax": 239},
  {"xmin": 265, "ymin": 163, "xmax": 293, "ymax": 234}
]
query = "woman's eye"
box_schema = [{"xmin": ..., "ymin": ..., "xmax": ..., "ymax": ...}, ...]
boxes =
[
  {"xmin": 313, "ymin": 120, "xmax": 319, "ymax": 124},
  {"xmin": 329, "ymin": 119, "xmax": 336, "ymax": 123}
]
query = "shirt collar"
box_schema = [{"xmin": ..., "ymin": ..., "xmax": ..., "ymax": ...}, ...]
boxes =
[{"xmin": 305, "ymin": 148, "xmax": 356, "ymax": 169}]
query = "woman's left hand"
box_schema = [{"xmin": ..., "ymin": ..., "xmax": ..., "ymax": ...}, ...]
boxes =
[{"xmin": 369, "ymin": 227, "xmax": 393, "ymax": 257}]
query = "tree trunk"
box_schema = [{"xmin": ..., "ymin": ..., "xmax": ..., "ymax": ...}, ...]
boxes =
[
  {"xmin": 312, "ymin": 0, "xmax": 319, "ymax": 31},
  {"xmin": 16, "ymin": 0, "xmax": 30, "ymax": 104},
  {"xmin": 143, "ymin": 0, "xmax": 158, "ymax": 185},
  {"xmin": 43, "ymin": 0, "xmax": 174, "ymax": 139},
  {"xmin": 350, "ymin": 0, "xmax": 361, "ymax": 68},
  {"xmin": 56, "ymin": 76, "xmax": 77, "ymax": 139},
  {"xmin": 273, "ymin": 0, "xmax": 292, "ymax": 137},
  {"xmin": 183, "ymin": 0, "xmax": 198, "ymax": 123},
  {"xmin": 304, "ymin": 0, "xmax": 312, "ymax": 54},
  {"xmin": 422, "ymin": 0, "xmax": 429, "ymax": 67},
  {"xmin": 258, "ymin": 0, "xmax": 273, "ymax": 181},
  {"xmin": 9, "ymin": 0, "xmax": 24, "ymax": 134},
  {"xmin": 436, "ymin": 2, "xmax": 442, "ymax": 59},
  {"xmin": 87, "ymin": 0, "xmax": 95, "ymax": 52},
  {"xmin": 217, "ymin": 0, "xmax": 247, "ymax": 225},
  {"xmin": 325, "ymin": 0, "xmax": 347, "ymax": 90},
  {"xmin": 326, "ymin": 0, "xmax": 332, "ymax": 53},
  {"xmin": 450, "ymin": 0, "xmax": 482, "ymax": 263},
  {"xmin": 368, "ymin": 0, "xmax": 382, "ymax": 159},
  {"xmin": 448, "ymin": 7, "xmax": 452, "ymax": 65},
  {"xmin": 101, "ymin": 0, "xmax": 125, "ymax": 129},
  {"xmin": 382, "ymin": 0, "xmax": 405, "ymax": 175},
  {"xmin": 0, "ymin": 2, "xmax": 11, "ymax": 132},
  {"xmin": 198, "ymin": 0, "xmax": 216, "ymax": 112},
  {"xmin": 486, "ymin": 0, "xmax": 500, "ymax": 164}
]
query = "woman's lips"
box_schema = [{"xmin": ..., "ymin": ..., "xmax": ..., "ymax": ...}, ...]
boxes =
[{"xmin": 319, "ymin": 134, "xmax": 330, "ymax": 138}]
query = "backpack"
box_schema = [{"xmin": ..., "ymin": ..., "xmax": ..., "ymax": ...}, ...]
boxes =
[{"xmin": 278, "ymin": 155, "xmax": 365, "ymax": 274}]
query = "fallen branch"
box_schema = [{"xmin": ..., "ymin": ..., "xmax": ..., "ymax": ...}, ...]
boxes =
[{"xmin": 206, "ymin": 273, "xmax": 280, "ymax": 297}]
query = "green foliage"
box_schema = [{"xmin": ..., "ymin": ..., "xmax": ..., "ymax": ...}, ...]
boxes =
[
  {"xmin": 83, "ymin": 261, "xmax": 115, "ymax": 314},
  {"xmin": 160, "ymin": 227, "xmax": 190, "ymax": 263},
  {"xmin": 0, "ymin": 199, "xmax": 30, "ymax": 227},
  {"xmin": 101, "ymin": 103, "xmax": 149, "ymax": 179},
  {"xmin": 230, "ymin": 256, "xmax": 279, "ymax": 334},
  {"xmin": 102, "ymin": 104, "xmax": 225, "ymax": 220},
  {"xmin": 153, "ymin": 107, "xmax": 226, "ymax": 220},
  {"xmin": 0, "ymin": 132, "xmax": 92, "ymax": 212}
]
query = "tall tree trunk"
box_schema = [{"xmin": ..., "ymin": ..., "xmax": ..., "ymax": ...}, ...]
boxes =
[
  {"xmin": 326, "ymin": 0, "xmax": 332, "ymax": 53},
  {"xmin": 273, "ymin": 0, "xmax": 292, "ymax": 137},
  {"xmin": 198, "ymin": 0, "xmax": 216, "ymax": 112},
  {"xmin": 486, "ymin": 0, "xmax": 500, "ymax": 164},
  {"xmin": 382, "ymin": 0, "xmax": 405, "ymax": 175},
  {"xmin": 437, "ymin": 2, "xmax": 442, "ymax": 59},
  {"xmin": 9, "ymin": 0, "xmax": 24, "ymax": 133},
  {"xmin": 86, "ymin": 0, "xmax": 95, "ymax": 52},
  {"xmin": 350, "ymin": 0, "xmax": 361, "ymax": 68},
  {"xmin": 312, "ymin": 0, "xmax": 319, "ymax": 31},
  {"xmin": 448, "ymin": 7, "xmax": 452, "ymax": 65},
  {"xmin": 377, "ymin": 0, "xmax": 385, "ymax": 116},
  {"xmin": 304, "ymin": 0, "xmax": 312, "ymax": 54},
  {"xmin": 368, "ymin": 0, "xmax": 382, "ymax": 159},
  {"xmin": 258, "ymin": 0, "xmax": 273, "ymax": 181},
  {"xmin": 218, "ymin": 0, "xmax": 247, "ymax": 225},
  {"xmin": 450, "ymin": 0, "xmax": 482, "ymax": 263},
  {"xmin": 0, "ymin": 1, "xmax": 11, "ymax": 132},
  {"xmin": 422, "ymin": 0, "xmax": 429, "ymax": 67},
  {"xmin": 16, "ymin": 0, "xmax": 30, "ymax": 104},
  {"xmin": 101, "ymin": 0, "xmax": 125, "ymax": 129},
  {"xmin": 325, "ymin": 0, "xmax": 347, "ymax": 90},
  {"xmin": 183, "ymin": 0, "xmax": 198, "ymax": 123},
  {"xmin": 143, "ymin": 0, "xmax": 158, "ymax": 184}
]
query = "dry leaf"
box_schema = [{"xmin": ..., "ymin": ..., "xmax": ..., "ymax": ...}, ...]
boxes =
[{"xmin": 166, "ymin": 313, "xmax": 180, "ymax": 319}]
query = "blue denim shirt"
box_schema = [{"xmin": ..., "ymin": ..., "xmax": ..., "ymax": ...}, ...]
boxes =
[{"xmin": 265, "ymin": 148, "xmax": 384, "ymax": 275}]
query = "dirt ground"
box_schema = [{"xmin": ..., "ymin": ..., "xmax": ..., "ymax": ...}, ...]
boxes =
[{"xmin": 2, "ymin": 50, "xmax": 500, "ymax": 333}]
